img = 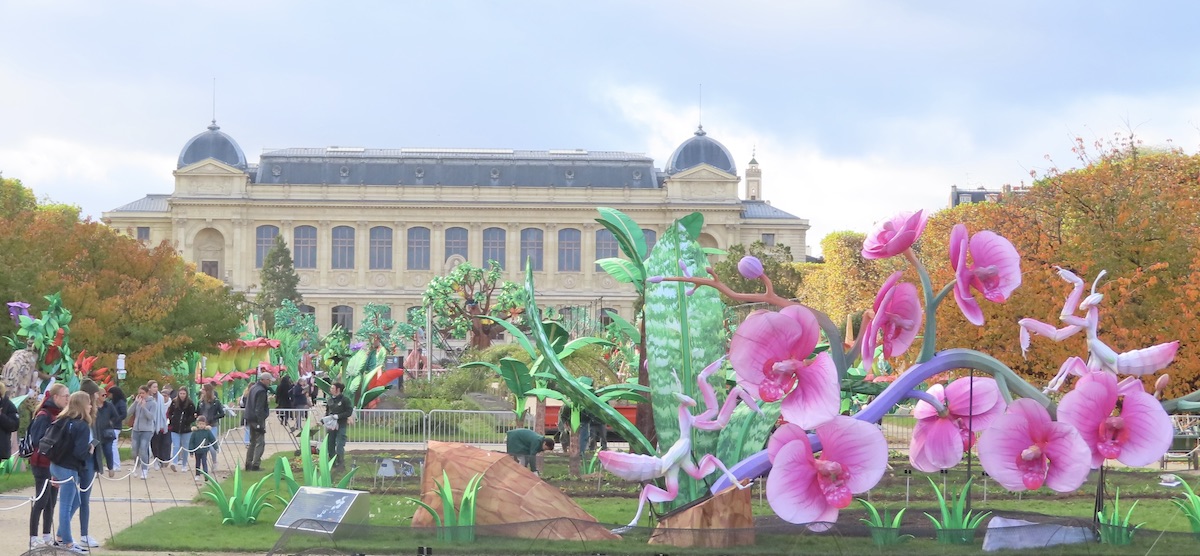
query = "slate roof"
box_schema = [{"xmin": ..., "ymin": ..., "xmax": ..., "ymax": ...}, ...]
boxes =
[
  {"xmin": 252, "ymin": 147, "xmax": 662, "ymax": 188},
  {"xmin": 666, "ymin": 126, "xmax": 737, "ymax": 176},
  {"xmin": 178, "ymin": 122, "xmax": 247, "ymax": 170},
  {"xmin": 741, "ymin": 200, "xmax": 801, "ymax": 220},
  {"xmin": 109, "ymin": 194, "xmax": 170, "ymax": 213}
]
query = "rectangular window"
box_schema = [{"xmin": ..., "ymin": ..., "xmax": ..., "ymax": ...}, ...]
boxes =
[
  {"xmin": 958, "ymin": 194, "xmax": 972, "ymax": 204},
  {"xmin": 558, "ymin": 228, "xmax": 581, "ymax": 272},
  {"xmin": 483, "ymin": 227, "xmax": 506, "ymax": 269},
  {"xmin": 331, "ymin": 226, "xmax": 355, "ymax": 269},
  {"xmin": 520, "ymin": 228, "xmax": 543, "ymax": 271},
  {"xmin": 136, "ymin": 227, "xmax": 150, "ymax": 242},
  {"xmin": 201, "ymin": 260, "xmax": 219, "ymax": 278},
  {"xmin": 445, "ymin": 227, "xmax": 469, "ymax": 262},
  {"xmin": 643, "ymin": 229, "xmax": 657, "ymax": 256},
  {"xmin": 255, "ymin": 225, "xmax": 279, "ymax": 268},
  {"xmin": 408, "ymin": 227, "xmax": 431, "ymax": 270},
  {"xmin": 370, "ymin": 226, "xmax": 393, "ymax": 270},
  {"xmin": 761, "ymin": 233, "xmax": 776, "ymax": 247},
  {"xmin": 595, "ymin": 229, "xmax": 619, "ymax": 271},
  {"xmin": 293, "ymin": 226, "xmax": 317, "ymax": 269}
]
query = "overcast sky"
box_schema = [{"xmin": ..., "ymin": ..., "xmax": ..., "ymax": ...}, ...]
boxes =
[{"xmin": 4, "ymin": 1, "xmax": 1200, "ymax": 255}]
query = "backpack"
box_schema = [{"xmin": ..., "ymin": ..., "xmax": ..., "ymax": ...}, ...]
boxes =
[
  {"xmin": 37, "ymin": 419, "xmax": 74, "ymax": 465},
  {"xmin": 17, "ymin": 428, "xmax": 36, "ymax": 458}
]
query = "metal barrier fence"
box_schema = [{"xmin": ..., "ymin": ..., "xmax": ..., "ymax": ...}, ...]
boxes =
[{"xmin": 209, "ymin": 408, "xmax": 1200, "ymax": 452}]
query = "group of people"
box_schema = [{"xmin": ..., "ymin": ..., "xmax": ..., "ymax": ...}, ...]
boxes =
[
  {"xmin": 240, "ymin": 372, "xmax": 353, "ymax": 471},
  {"xmin": 17, "ymin": 380, "xmax": 130, "ymax": 553},
  {"xmin": 128, "ymin": 381, "xmax": 222, "ymax": 481},
  {"xmin": 272, "ymin": 374, "xmax": 318, "ymax": 430}
]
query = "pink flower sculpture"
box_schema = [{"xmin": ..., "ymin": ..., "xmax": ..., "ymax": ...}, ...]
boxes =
[
  {"xmin": 909, "ymin": 377, "xmax": 1006, "ymax": 472},
  {"xmin": 861, "ymin": 210, "xmax": 928, "ymax": 260},
  {"xmin": 738, "ymin": 256, "xmax": 765, "ymax": 279},
  {"xmin": 977, "ymin": 398, "xmax": 1091, "ymax": 492},
  {"xmin": 1057, "ymin": 371, "xmax": 1173, "ymax": 469},
  {"xmin": 861, "ymin": 271, "xmax": 922, "ymax": 373},
  {"xmin": 766, "ymin": 417, "xmax": 888, "ymax": 528},
  {"xmin": 949, "ymin": 224, "xmax": 1021, "ymax": 326},
  {"xmin": 730, "ymin": 306, "xmax": 839, "ymax": 429}
]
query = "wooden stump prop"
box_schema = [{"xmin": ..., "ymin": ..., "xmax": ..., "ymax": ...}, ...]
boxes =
[
  {"xmin": 648, "ymin": 480, "xmax": 755, "ymax": 548},
  {"xmin": 411, "ymin": 441, "xmax": 619, "ymax": 541}
]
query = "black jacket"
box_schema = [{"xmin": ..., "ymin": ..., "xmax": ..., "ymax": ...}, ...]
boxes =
[
  {"xmin": 110, "ymin": 394, "xmax": 128, "ymax": 427},
  {"xmin": 245, "ymin": 382, "xmax": 270, "ymax": 428},
  {"xmin": 96, "ymin": 401, "xmax": 120, "ymax": 438},
  {"xmin": 0, "ymin": 397, "xmax": 19, "ymax": 459},
  {"xmin": 53, "ymin": 417, "xmax": 93, "ymax": 472},
  {"xmin": 326, "ymin": 394, "xmax": 353, "ymax": 426},
  {"xmin": 166, "ymin": 398, "xmax": 197, "ymax": 433}
]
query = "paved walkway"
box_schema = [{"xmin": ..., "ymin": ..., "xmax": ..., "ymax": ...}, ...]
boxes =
[{"xmin": 1, "ymin": 420, "xmax": 301, "ymax": 556}]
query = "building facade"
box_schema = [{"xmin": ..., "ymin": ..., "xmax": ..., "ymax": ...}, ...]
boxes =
[{"xmin": 103, "ymin": 122, "xmax": 809, "ymax": 333}]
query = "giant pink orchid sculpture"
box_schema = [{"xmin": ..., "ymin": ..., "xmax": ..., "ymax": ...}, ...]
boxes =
[
  {"xmin": 909, "ymin": 377, "xmax": 1006, "ymax": 472},
  {"xmin": 861, "ymin": 271, "xmax": 922, "ymax": 373},
  {"xmin": 638, "ymin": 208, "xmax": 1182, "ymax": 531},
  {"xmin": 766, "ymin": 417, "xmax": 887, "ymax": 530},
  {"xmin": 977, "ymin": 398, "xmax": 1091, "ymax": 492},
  {"xmin": 1058, "ymin": 371, "xmax": 1173, "ymax": 469},
  {"xmin": 729, "ymin": 306, "xmax": 838, "ymax": 429},
  {"xmin": 950, "ymin": 224, "xmax": 1022, "ymax": 326}
]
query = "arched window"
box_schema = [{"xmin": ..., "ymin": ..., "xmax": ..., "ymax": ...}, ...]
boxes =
[
  {"xmin": 298, "ymin": 304, "xmax": 316, "ymax": 315},
  {"xmin": 370, "ymin": 226, "xmax": 393, "ymax": 270},
  {"xmin": 445, "ymin": 227, "xmax": 468, "ymax": 262},
  {"xmin": 331, "ymin": 226, "xmax": 355, "ymax": 269},
  {"xmin": 483, "ymin": 227, "xmax": 506, "ymax": 269},
  {"xmin": 407, "ymin": 227, "xmax": 431, "ymax": 270},
  {"xmin": 520, "ymin": 228, "xmax": 543, "ymax": 271},
  {"xmin": 558, "ymin": 228, "xmax": 581, "ymax": 272},
  {"xmin": 332, "ymin": 305, "xmax": 354, "ymax": 333},
  {"xmin": 595, "ymin": 229, "xmax": 619, "ymax": 270},
  {"xmin": 293, "ymin": 226, "xmax": 317, "ymax": 269},
  {"xmin": 255, "ymin": 225, "xmax": 279, "ymax": 268},
  {"xmin": 642, "ymin": 229, "xmax": 657, "ymax": 256}
]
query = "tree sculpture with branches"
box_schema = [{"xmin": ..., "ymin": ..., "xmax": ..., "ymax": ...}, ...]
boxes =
[{"xmin": 421, "ymin": 261, "xmax": 524, "ymax": 350}]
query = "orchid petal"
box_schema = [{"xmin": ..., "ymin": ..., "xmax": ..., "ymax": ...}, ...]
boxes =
[
  {"xmin": 977, "ymin": 403, "xmax": 1036, "ymax": 491},
  {"xmin": 779, "ymin": 305, "xmax": 820, "ymax": 358},
  {"xmin": 910, "ymin": 417, "xmax": 964, "ymax": 472},
  {"xmin": 911, "ymin": 384, "xmax": 945, "ymax": 420},
  {"xmin": 953, "ymin": 285, "xmax": 985, "ymax": 326},
  {"xmin": 1058, "ymin": 375, "xmax": 1118, "ymax": 469},
  {"xmin": 944, "ymin": 377, "xmax": 1002, "ymax": 420},
  {"xmin": 766, "ymin": 437, "xmax": 827, "ymax": 524},
  {"xmin": 817, "ymin": 417, "xmax": 888, "ymax": 493},
  {"xmin": 1115, "ymin": 389, "xmax": 1174, "ymax": 467},
  {"xmin": 1040, "ymin": 421, "xmax": 1091, "ymax": 493},
  {"xmin": 968, "ymin": 231, "xmax": 1022, "ymax": 302},
  {"xmin": 767, "ymin": 423, "xmax": 809, "ymax": 464},
  {"xmin": 780, "ymin": 352, "xmax": 839, "ymax": 429}
]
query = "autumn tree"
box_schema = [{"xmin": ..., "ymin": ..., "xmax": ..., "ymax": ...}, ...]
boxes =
[
  {"xmin": 711, "ymin": 241, "xmax": 803, "ymax": 304},
  {"xmin": 0, "ymin": 175, "xmax": 37, "ymax": 219},
  {"xmin": 0, "ymin": 177, "xmax": 245, "ymax": 384},
  {"xmin": 920, "ymin": 136, "xmax": 1200, "ymax": 398},
  {"xmin": 256, "ymin": 235, "xmax": 302, "ymax": 331},
  {"xmin": 795, "ymin": 231, "xmax": 903, "ymax": 331},
  {"xmin": 421, "ymin": 261, "xmax": 524, "ymax": 350}
]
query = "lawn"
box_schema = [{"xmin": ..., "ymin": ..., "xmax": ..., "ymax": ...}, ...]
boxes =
[{"xmin": 108, "ymin": 450, "xmax": 1200, "ymax": 555}]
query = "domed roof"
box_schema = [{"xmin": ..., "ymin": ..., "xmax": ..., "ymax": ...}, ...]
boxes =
[
  {"xmin": 666, "ymin": 125, "xmax": 736, "ymax": 176},
  {"xmin": 177, "ymin": 121, "xmax": 247, "ymax": 170}
]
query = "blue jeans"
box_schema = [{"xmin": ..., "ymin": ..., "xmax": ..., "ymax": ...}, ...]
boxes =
[
  {"xmin": 79, "ymin": 464, "xmax": 94, "ymax": 539},
  {"xmin": 325, "ymin": 427, "xmax": 347, "ymax": 467},
  {"xmin": 49, "ymin": 464, "xmax": 80, "ymax": 546},
  {"xmin": 171, "ymin": 432, "xmax": 192, "ymax": 467}
]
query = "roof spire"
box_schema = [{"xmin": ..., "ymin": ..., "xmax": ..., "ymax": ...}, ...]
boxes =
[
  {"xmin": 697, "ymin": 83, "xmax": 703, "ymax": 130},
  {"xmin": 749, "ymin": 145, "xmax": 757, "ymax": 165},
  {"xmin": 209, "ymin": 77, "xmax": 219, "ymax": 130}
]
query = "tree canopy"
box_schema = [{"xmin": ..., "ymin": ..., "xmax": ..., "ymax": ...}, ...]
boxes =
[
  {"xmin": 0, "ymin": 177, "xmax": 246, "ymax": 384},
  {"xmin": 711, "ymin": 241, "xmax": 803, "ymax": 305},
  {"xmin": 421, "ymin": 261, "xmax": 524, "ymax": 350}
]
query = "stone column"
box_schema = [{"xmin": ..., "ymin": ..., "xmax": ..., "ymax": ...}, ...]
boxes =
[
  {"xmin": 544, "ymin": 223, "xmax": 558, "ymax": 275},
  {"xmin": 431, "ymin": 221, "xmax": 444, "ymax": 273},
  {"xmin": 317, "ymin": 220, "xmax": 331, "ymax": 289},
  {"xmin": 356, "ymin": 220, "xmax": 369, "ymax": 287}
]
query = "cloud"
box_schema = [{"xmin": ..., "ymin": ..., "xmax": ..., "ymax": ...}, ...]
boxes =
[{"xmin": 0, "ymin": 136, "xmax": 173, "ymax": 217}]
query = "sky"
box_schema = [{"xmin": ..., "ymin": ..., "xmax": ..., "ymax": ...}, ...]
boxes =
[{"xmin": 4, "ymin": 1, "xmax": 1200, "ymax": 256}]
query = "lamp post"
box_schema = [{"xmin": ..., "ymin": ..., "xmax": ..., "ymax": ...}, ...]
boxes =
[{"xmin": 116, "ymin": 354, "xmax": 126, "ymax": 385}]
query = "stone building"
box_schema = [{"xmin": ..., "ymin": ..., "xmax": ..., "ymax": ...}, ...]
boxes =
[{"xmin": 103, "ymin": 122, "xmax": 808, "ymax": 333}]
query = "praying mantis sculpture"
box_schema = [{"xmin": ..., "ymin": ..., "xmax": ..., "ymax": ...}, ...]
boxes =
[
  {"xmin": 1018, "ymin": 267, "xmax": 1179, "ymax": 391},
  {"xmin": 598, "ymin": 358, "xmax": 761, "ymax": 531}
]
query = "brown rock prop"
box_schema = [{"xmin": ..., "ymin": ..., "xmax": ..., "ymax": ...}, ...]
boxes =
[
  {"xmin": 410, "ymin": 441, "xmax": 619, "ymax": 541},
  {"xmin": 648, "ymin": 480, "xmax": 755, "ymax": 548}
]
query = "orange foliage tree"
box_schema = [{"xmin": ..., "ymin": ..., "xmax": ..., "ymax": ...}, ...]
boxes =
[
  {"xmin": 919, "ymin": 136, "xmax": 1200, "ymax": 398},
  {"xmin": 0, "ymin": 177, "xmax": 246, "ymax": 384}
]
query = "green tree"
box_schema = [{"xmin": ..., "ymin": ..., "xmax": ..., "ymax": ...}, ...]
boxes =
[
  {"xmin": 422, "ymin": 261, "xmax": 524, "ymax": 350},
  {"xmin": 256, "ymin": 235, "xmax": 302, "ymax": 331},
  {"xmin": 0, "ymin": 175, "xmax": 37, "ymax": 219},
  {"xmin": 356, "ymin": 303, "xmax": 417, "ymax": 355},
  {"xmin": 795, "ymin": 231, "xmax": 903, "ymax": 331},
  {"xmin": 711, "ymin": 241, "xmax": 803, "ymax": 304}
]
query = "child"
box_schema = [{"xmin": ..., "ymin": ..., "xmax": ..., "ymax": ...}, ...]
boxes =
[{"xmin": 188, "ymin": 416, "xmax": 217, "ymax": 481}]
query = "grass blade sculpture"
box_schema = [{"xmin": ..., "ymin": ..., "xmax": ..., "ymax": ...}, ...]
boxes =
[
  {"xmin": 200, "ymin": 469, "xmax": 284, "ymax": 525},
  {"xmin": 408, "ymin": 471, "xmax": 485, "ymax": 542}
]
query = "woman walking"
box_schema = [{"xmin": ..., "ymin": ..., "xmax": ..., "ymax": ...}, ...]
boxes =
[
  {"xmin": 76, "ymin": 380, "xmax": 106, "ymax": 549},
  {"xmin": 167, "ymin": 388, "xmax": 196, "ymax": 472},
  {"xmin": 0, "ymin": 383, "xmax": 20, "ymax": 459},
  {"xmin": 27, "ymin": 383, "xmax": 67, "ymax": 548},
  {"xmin": 275, "ymin": 375, "xmax": 294, "ymax": 429},
  {"xmin": 106, "ymin": 386, "xmax": 127, "ymax": 472},
  {"xmin": 130, "ymin": 386, "xmax": 156, "ymax": 480},
  {"xmin": 48, "ymin": 391, "xmax": 95, "ymax": 554},
  {"xmin": 196, "ymin": 384, "xmax": 225, "ymax": 472}
]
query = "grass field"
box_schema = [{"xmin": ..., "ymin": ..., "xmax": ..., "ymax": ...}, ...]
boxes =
[{"xmin": 103, "ymin": 449, "xmax": 1200, "ymax": 554}]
